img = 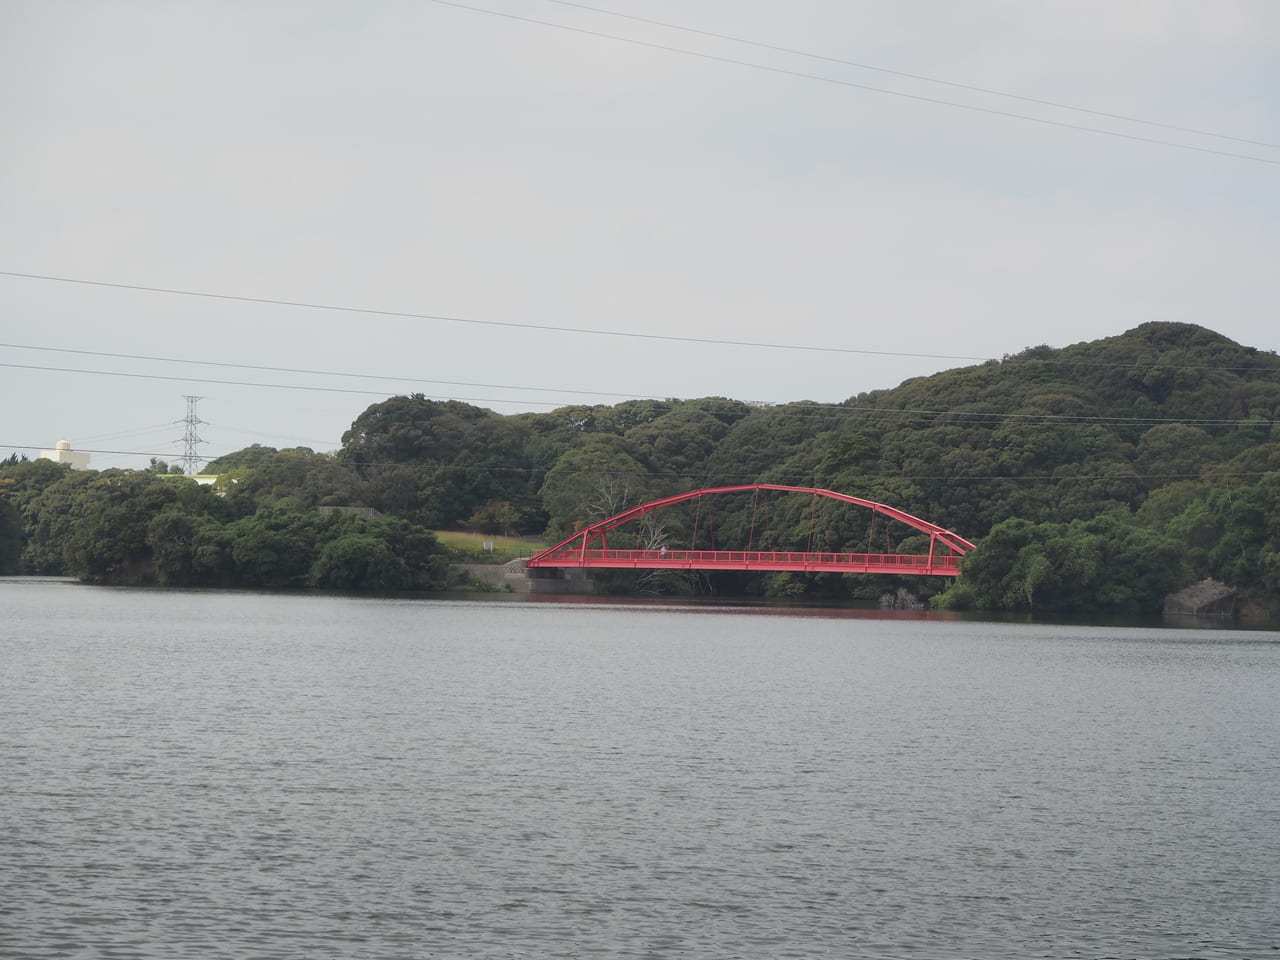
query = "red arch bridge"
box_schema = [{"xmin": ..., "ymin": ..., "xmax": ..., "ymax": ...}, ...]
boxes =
[{"xmin": 526, "ymin": 484, "xmax": 975, "ymax": 577}]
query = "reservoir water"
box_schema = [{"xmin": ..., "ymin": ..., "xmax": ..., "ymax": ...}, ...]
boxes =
[{"xmin": 2, "ymin": 579, "xmax": 1278, "ymax": 958}]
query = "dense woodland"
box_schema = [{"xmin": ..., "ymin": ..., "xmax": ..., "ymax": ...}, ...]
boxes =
[{"xmin": 4, "ymin": 322, "xmax": 1279, "ymax": 612}]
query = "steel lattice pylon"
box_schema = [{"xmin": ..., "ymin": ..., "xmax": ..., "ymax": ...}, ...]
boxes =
[{"xmin": 177, "ymin": 395, "xmax": 207, "ymax": 475}]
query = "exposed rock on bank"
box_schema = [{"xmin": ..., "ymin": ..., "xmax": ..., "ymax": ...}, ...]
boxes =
[
  {"xmin": 879, "ymin": 587, "xmax": 924, "ymax": 610},
  {"xmin": 1163, "ymin": 578, "xmax": 1235, "ymax": 617},
  {"xmin": 451, "ymin": 558, "xmax": 594, "ymax": 594}
]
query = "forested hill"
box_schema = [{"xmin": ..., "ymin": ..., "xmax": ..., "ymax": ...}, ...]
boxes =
[
  {"xmin": 4, "ymin": 321, "xmax": 1279, "ymax": 610},
  {"xmin": 336, "ymin": 320, "xmax": 1280, "ymax": 559},
  {"xmin": 797, "ymin": 319, "xmax": 1280, "ymax": 538}
]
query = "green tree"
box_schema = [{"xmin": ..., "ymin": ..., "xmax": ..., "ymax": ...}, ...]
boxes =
[
  {"xmin": 1134, "ymin": 423, "xmax": 1221, "ymax": 486},
  {"xmin": 62, "ymin": 472, "xmax": 183, "ymax": 583},
  {"xmin": 539, "ymin": 438, "xmax": 652, "ymax": 541},
  {"xmin": 0, "ymin": 497, "xmax": 21, "ymax": 574},
  {"xmin": 226, "ymin": 500, "xmax": 322, "ymax": 588},
  {"xmin": 190, "ymin": 517, "xmax": 238, "ymax": 586},
  {"xmin": 146, "ymin": 504, "xmax": 200, "ymax": 585},
  {"xmin": 462, "ymin": 499, "xmax": 524, "ymax": 536},
  {"xmin": 958, "ymin": 513, "xmax": 1187, "ymax": 613},
  {"xmin": 310, "ymin": 534, "xmax": 409, "ymax": 590},
  {"xmin": 205, "ymin": 444, "xmax": 287, "ymax": 472}
]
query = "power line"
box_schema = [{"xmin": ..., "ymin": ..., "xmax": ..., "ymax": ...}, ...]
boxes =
[
  {"xmin": 206, "ymin": 422, "xmax": 343, "ymax": 449},
  {"xmin": 0, "ymin": 341, "xmax": 666, "ymax": 402},
  {"xmin": 0, "ymin": 361, "xmax": 409, "ymax": 398},
  {"xmin": 1, "ymin": 443, "xmax": 1270, "ymax": 485},
  {"xmin": 3, "ymin": 273, "xmax": 1280, "ymax": 373},
  {"xmin": 3, "ymin": 359, "xmax": 1279, "ymax": 429},
  {"xmin": 6, "ymin": 336, "xmax": 1276, "ymax": 377},
  {"xmin": 72, "ymin": 421, "xmax": 177, "ymax": 444},
  {"xmin": 821, "ymin": 408, "xmax": 1280, "ymax": 427},
  {"xmin": 543, "ymin": 0, "xmax": 1280, "ymax": 151},
  {"xmin": 0, "ymin": 360, "xmax": 640, "ymax": 410},
  {"xmin": 10, "ymin": 355, "xmax": 1280, "ymax": 435},
  {"xmin": 0, "ymin": 270, "xmax": 1001, "ymax": 361},
  {"xmin": 427, "ymin": 0, "xmax": 1280, "ymax": 166}
]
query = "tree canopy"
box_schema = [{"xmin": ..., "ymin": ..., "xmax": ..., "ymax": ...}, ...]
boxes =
[{"xmin": 5, "ymin": 322, "xmax": 1279, "ymax": 610}]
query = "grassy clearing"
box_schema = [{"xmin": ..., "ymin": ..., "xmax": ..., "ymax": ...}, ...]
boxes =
[{"xmin": 434, "ymin": 530, "xmax": 541, "ymax": 563}]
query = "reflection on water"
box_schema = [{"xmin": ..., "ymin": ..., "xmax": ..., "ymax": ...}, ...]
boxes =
[{"xmin": 2, "ymin": 580, "xmax": 1278, "ymax": 958}]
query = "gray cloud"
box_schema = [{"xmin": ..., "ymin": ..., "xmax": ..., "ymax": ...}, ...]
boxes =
[{"xmin": 3, "ymin": 1, "xmax": 1276, "ymax": 469}]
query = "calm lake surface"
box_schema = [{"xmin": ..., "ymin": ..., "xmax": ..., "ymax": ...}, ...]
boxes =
[{"xmin": 2, "ymin": 579, "xmax": 1278, "ymax": 959}]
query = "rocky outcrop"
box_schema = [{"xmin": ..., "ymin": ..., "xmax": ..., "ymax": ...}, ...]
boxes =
[
  {"xmin": 450, "ymin": 558, "xmax": 594, "ymax": 594},
  {"xmin": 1163, "ymin": 578, "xmax": 1236, "ymax": 617},
  {"xmin": 879, "ymin": 587, "xmax": 924, "ymax": 610}
]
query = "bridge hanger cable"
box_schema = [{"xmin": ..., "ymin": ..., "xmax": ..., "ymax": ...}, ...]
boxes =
[
  {"xmin": 806, "ymin": 491, "xmax": 818, "ymax": 553},
  {"xmin": 426, "ymin": 0, "xmax": 1280, "ymax": 166},
  {"xmin": 543, "ymin": 0, "xmax": 1280, "ymax": 151}
]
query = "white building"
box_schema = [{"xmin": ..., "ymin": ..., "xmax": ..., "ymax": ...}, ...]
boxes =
[{"xmin": 38, "ymin": 440, "xmax": 91, "ymax": 470}]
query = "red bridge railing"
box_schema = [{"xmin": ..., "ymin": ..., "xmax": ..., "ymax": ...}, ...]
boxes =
[
  {"xmin": 527, "ymin": 484, "xmax": 974, "ymax": 578},
  {"xmin": 531, "ymin": 548, "xmax": 962, "ymax": 576}
]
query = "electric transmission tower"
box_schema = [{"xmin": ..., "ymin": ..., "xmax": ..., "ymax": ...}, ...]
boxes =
[{"xmin": 177, "ymin": 395, "xmax": 208, "ymax": 475}]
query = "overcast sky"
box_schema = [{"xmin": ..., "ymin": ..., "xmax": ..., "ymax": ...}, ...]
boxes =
[{"xmin": 3, "ymin": 1, "xmax": 1277, "ymax": 471}]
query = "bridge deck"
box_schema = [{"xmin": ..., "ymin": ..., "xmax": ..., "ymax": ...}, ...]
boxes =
[{"xmin": 527, "ymin": 548, "xmax": 961, "ymax": 576}]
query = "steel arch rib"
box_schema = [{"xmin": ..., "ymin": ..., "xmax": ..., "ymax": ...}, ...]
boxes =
[{"xmin": 528, "ymin": 484, "xmax": 975, "ymax": 565}]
